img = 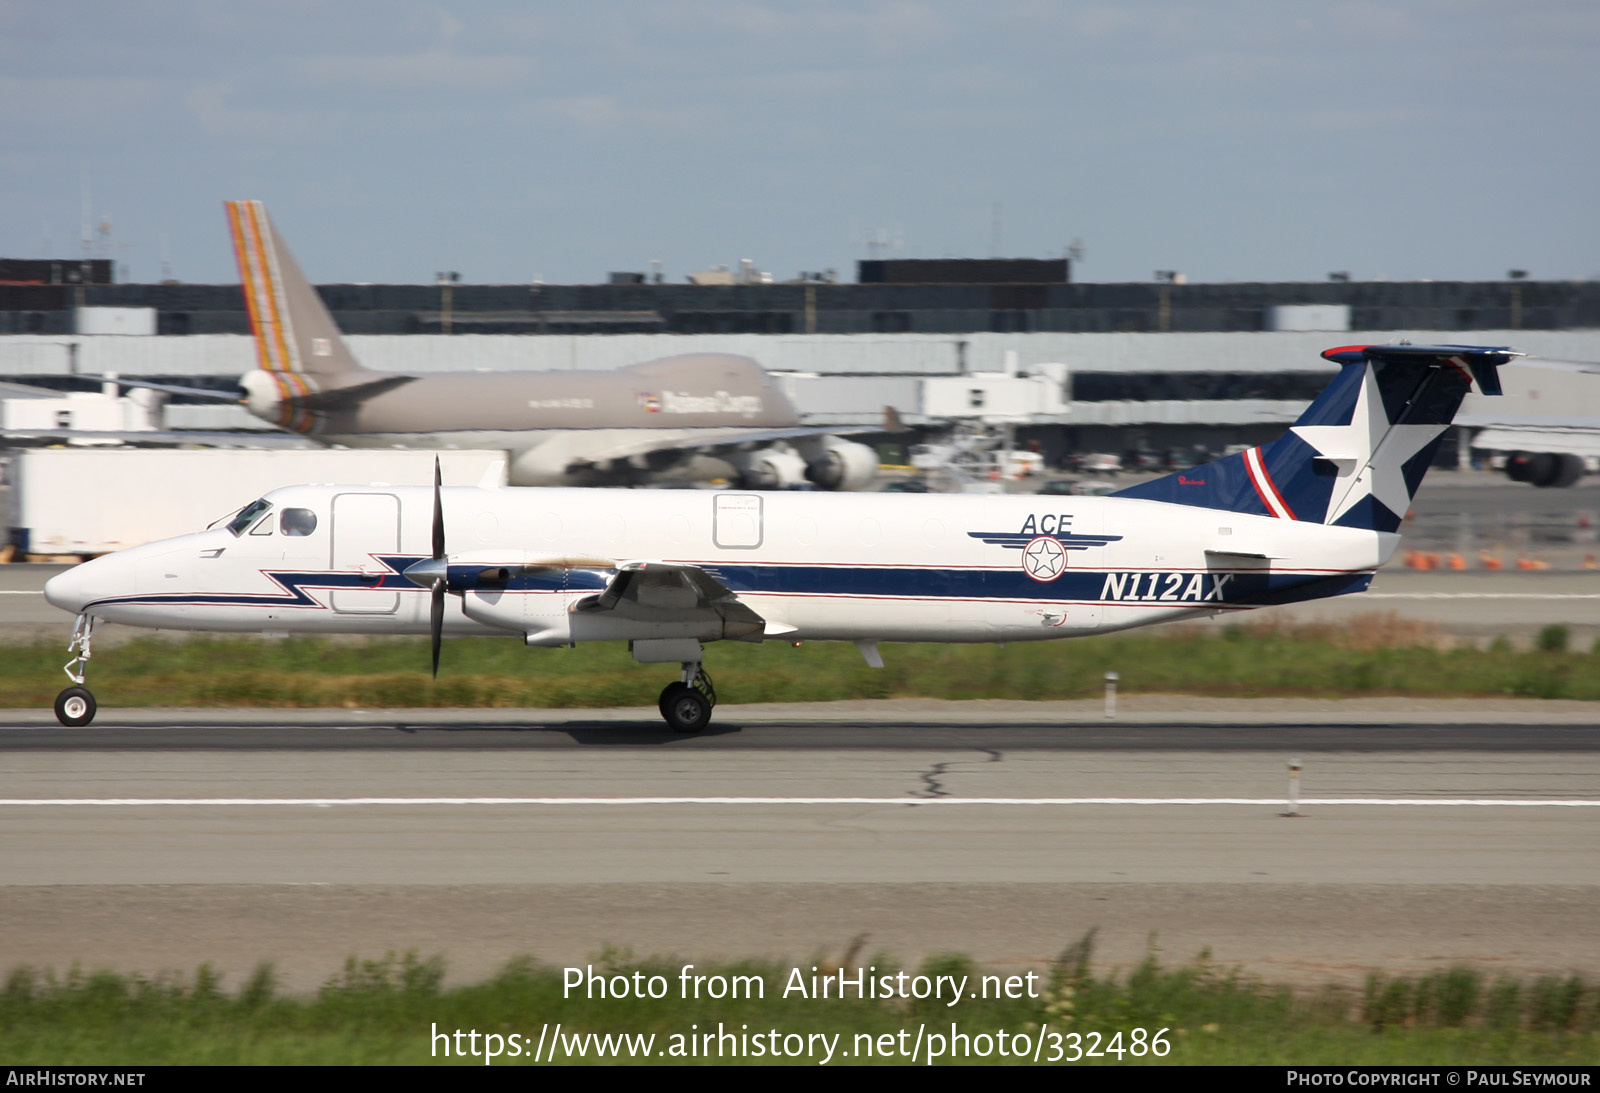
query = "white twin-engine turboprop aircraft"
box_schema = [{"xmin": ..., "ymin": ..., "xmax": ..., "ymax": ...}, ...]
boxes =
[{"xmin": 43, "ymin": 343, "xmax": 1518, "ymax": 732}]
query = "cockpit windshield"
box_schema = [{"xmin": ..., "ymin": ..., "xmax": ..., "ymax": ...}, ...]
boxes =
[{"xmin": 225, "ymin": 499, "xmax": 273, "ymax": 537}]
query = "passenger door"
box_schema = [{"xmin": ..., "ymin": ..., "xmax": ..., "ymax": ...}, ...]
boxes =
[{"xmin": 329, "ymin": 492, "xmax": 400, "ymax": 614}]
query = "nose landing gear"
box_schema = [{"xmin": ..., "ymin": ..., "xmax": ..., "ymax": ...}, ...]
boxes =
[
  {"xmin": 658, "ymin": 662, "xmax": 716, "ymax": 733},
  {"xmin": 54, "ymin": 614, "xmax": 101, "ymax": 727}
]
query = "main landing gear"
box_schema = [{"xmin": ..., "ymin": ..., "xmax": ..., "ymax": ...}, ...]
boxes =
[
  {"xmin": 658, "ymin": 662, "xmax": 716, "ymax": 733},
  {"xmin": 54, "ymin": 614, "xmax": 101, "ymax": 727}
]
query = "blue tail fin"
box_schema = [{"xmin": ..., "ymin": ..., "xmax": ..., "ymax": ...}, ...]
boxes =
[{"xmin": 1113, "ymin": 344, "xmax": 1521, "ymax": 533}]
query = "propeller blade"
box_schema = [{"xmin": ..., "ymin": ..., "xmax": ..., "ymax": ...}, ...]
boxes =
[
  {"xmin": 429, "ymin": 457, "xmax": 446, "ymax": 677},
  {"xmin": 431, "ymin": 457, "xmax": 445, "ymax": 561},
  {"xmin": 430, "ymin": 583, "xmax": 445, "ymax": 678}
]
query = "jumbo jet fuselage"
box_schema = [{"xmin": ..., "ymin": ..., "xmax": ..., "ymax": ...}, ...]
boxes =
[
  {"xmin": 45, "ymin": 483, "xmax": 1394, "ymax": 644},
  {"xmin": 239, "ymin": 353, "xmax": 822, "ymax": 487}
]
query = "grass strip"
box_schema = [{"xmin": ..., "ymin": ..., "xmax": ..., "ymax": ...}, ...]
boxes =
[
  {"xmin": 3, "ymin": 939, "xmax": 1598, "ymax": 1065},
  {"xmin": 2, "ymin": 615, "xmax": 1597, "ymax": 708}
]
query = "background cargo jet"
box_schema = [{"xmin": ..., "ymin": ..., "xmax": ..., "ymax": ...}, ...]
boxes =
[
  {"xmin": 44, "ymin": 342, "xmax": 1518, "ymax": 732},
  {"xmin": 224, "ymin": 200, "xmax": 879, "ymax": 490}
]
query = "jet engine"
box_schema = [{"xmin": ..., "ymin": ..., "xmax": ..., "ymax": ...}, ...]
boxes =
[
  {"xmin": 727, "ymin": 445, "xmax": 809, "ymax": 489},
  {"xmin": 796, "ymin": 436, "xmax": 879, "ymax": 491},
  {"xmin": 1505, "ymin": 451, "xmax": 1586, "ymax": 488},
  {"xmin": 239, "ymin": 369, "xmax": 288, "ymax": 424}
]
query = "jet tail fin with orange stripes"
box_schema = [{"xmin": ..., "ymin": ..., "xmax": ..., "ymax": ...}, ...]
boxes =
[{"xmin": 225, "ymin": 200, "xmax": 366, "ymax": 381}]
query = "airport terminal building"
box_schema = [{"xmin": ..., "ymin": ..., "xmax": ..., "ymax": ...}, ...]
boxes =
[{"xmin": 1, "ymin": 257, "xmax": 1597, "ymax": 468}]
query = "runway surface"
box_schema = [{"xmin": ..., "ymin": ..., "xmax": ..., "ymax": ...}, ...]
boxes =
[{"xmin": 3, "ymin": 704, "xmax": 1597, "ymax": 992}]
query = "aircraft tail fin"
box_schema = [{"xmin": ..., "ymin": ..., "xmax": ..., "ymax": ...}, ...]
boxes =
[
  {"xmin": 226, "ymin": 200, "xmax": 366, "ymax": 382},
  {"xmin": 1113, "ymin": 344, "xmax": 1521, "ymax": 533}
]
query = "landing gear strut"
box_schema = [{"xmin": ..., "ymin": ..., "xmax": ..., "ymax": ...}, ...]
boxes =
[
  {"xmin": 55, "ymin": 614, "xmax": 101, "ymax": 727},
  {"xmin": 658, "ymin": 662, "xmax": 715, "ymax": 733}
]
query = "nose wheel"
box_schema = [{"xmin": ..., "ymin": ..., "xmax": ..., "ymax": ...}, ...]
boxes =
[
  {"xmin": 54, "ymin": 614, "xmax": 101, "ymax": 727},
  {"xmin": 658, "ymin": 663, "xmax": 715, "ymax": 733},
  {"xmin": 54, "ymin": 686, "xmax": 96, "ymax": 727}
]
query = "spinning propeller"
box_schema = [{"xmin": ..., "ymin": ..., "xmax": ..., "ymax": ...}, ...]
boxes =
[{"xmin": 401, "ymin": 458, "xmax": 449, "ymax": 676}]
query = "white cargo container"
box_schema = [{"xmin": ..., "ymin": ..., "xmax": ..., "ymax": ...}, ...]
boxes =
[{"xmin": 4, "ymin": 448, "xmax": 507, "ymax": 557}]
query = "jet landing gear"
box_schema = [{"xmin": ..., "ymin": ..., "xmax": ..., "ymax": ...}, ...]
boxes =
[
  {"xmin": 658, "ymin": 662, "xmax": 716, "ymax": 733},
  {"xmin": 54, "ymin": 614, "xmax": 101, "ymax": 727}
]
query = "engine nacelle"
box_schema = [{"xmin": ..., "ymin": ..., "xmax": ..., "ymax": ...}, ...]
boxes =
[
  {"xmin": 800, "ymin": 437, "xmax": 879, "ymax": 491},
  {"xmin": 508, "ymin": 443, "xmax": 576, "ymax": 487},
  {"xmin": 239, "ymin": 369, "xmax": 286, "ymax": 424},
  {"xmin": 727, "ymin": 445, "xmax": 809, "ymax": 489},
  {"xmin": 723, "ymin": 448, "xmax": 806, "ymax": 492},
  {"xmin": 1504, "ymin": 451, "xmax": 1585, "ymax": 488}
]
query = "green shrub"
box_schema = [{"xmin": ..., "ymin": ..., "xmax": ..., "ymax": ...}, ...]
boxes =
[{"xmin": 1536, "ymin": 625, "xmax": 1570, "ymax": 653}]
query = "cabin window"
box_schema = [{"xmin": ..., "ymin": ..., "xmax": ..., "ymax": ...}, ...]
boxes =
[
  {"xmin": 226, "ymin": 499, "xmax": 272, "ymax": 537},
  {"xmin": 280, "ymin": 508, "xmax": 319, "ymax": 537}
]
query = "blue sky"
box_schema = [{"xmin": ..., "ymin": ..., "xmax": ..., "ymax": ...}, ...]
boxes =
[{"xmin": 3, "ymin": 1, "xmax": 1597, "ymax": 285}]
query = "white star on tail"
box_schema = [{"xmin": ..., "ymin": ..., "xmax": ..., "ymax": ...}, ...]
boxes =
[{"xmin": 1290, "ymin": 364, "xmax": 1446, "ymax": 526}]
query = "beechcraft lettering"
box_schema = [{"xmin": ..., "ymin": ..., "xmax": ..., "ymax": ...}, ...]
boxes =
[
  {"xmin": 1100, "ymin": 571, "xmax": 1234, "ymax": 603},
  {"xmin": 41, "ymin": 343, "xmax": 1523, "ymax": 732}
]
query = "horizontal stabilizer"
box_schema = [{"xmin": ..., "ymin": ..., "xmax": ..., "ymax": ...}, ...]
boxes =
[
  {"xmin": 282, "ymin": 374, "xmax": 417, "ymax": 412},
  {"xmin": 1319, "ymin": 343, "xmax": 1521, "ymax": 396},
  {"xmin": 49, "ymin": 375, "xmax": 243, "ymax": 402}
]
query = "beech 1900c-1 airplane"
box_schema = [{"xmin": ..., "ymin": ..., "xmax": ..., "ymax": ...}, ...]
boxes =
[{"xmin": 43, "ymin": 343, "xmax": 1518, "ymax": 731}]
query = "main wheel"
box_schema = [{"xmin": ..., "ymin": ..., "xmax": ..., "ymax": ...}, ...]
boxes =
[
  {"xmin": 55, "ymin": 686, "xmax": 96, "ymax": 727},
  {"xmin": 658, "ymin": 681, "xmax": 690, "ymax": 720},
  {"xmin": 661, "ymin": 686, "xmax": 712, "ymax": 733}
]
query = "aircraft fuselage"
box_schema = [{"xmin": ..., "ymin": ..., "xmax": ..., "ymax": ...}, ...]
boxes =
[{"xmin": 46, "ymin": 484, "xmax": 1394, "ymax": 645}]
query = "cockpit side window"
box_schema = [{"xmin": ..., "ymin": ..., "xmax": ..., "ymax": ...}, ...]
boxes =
[
  {"xmin": 280, "ymin": 508, "xmax": 318, "ymax": 536},
  {"xmin": 226, "ymin": 499, "xmax": 272, "ymax": 537}
]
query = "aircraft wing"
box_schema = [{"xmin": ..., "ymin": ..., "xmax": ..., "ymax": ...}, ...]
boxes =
[
  {"xmin": 564, "ymin": 423, "xmax": 887, "ymax": 467},
  {"xmin": 573, "ymin": 561, "xmax": 772, "ymax": 641},
  {"xmin": 66, "ymin": 375, "xmax": 244, "ymax": 400}
]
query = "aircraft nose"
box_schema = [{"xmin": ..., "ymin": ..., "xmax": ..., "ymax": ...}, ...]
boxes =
[{"xmin": 44, "ymin": 559, "xmax": 107, "ymax": 615}]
